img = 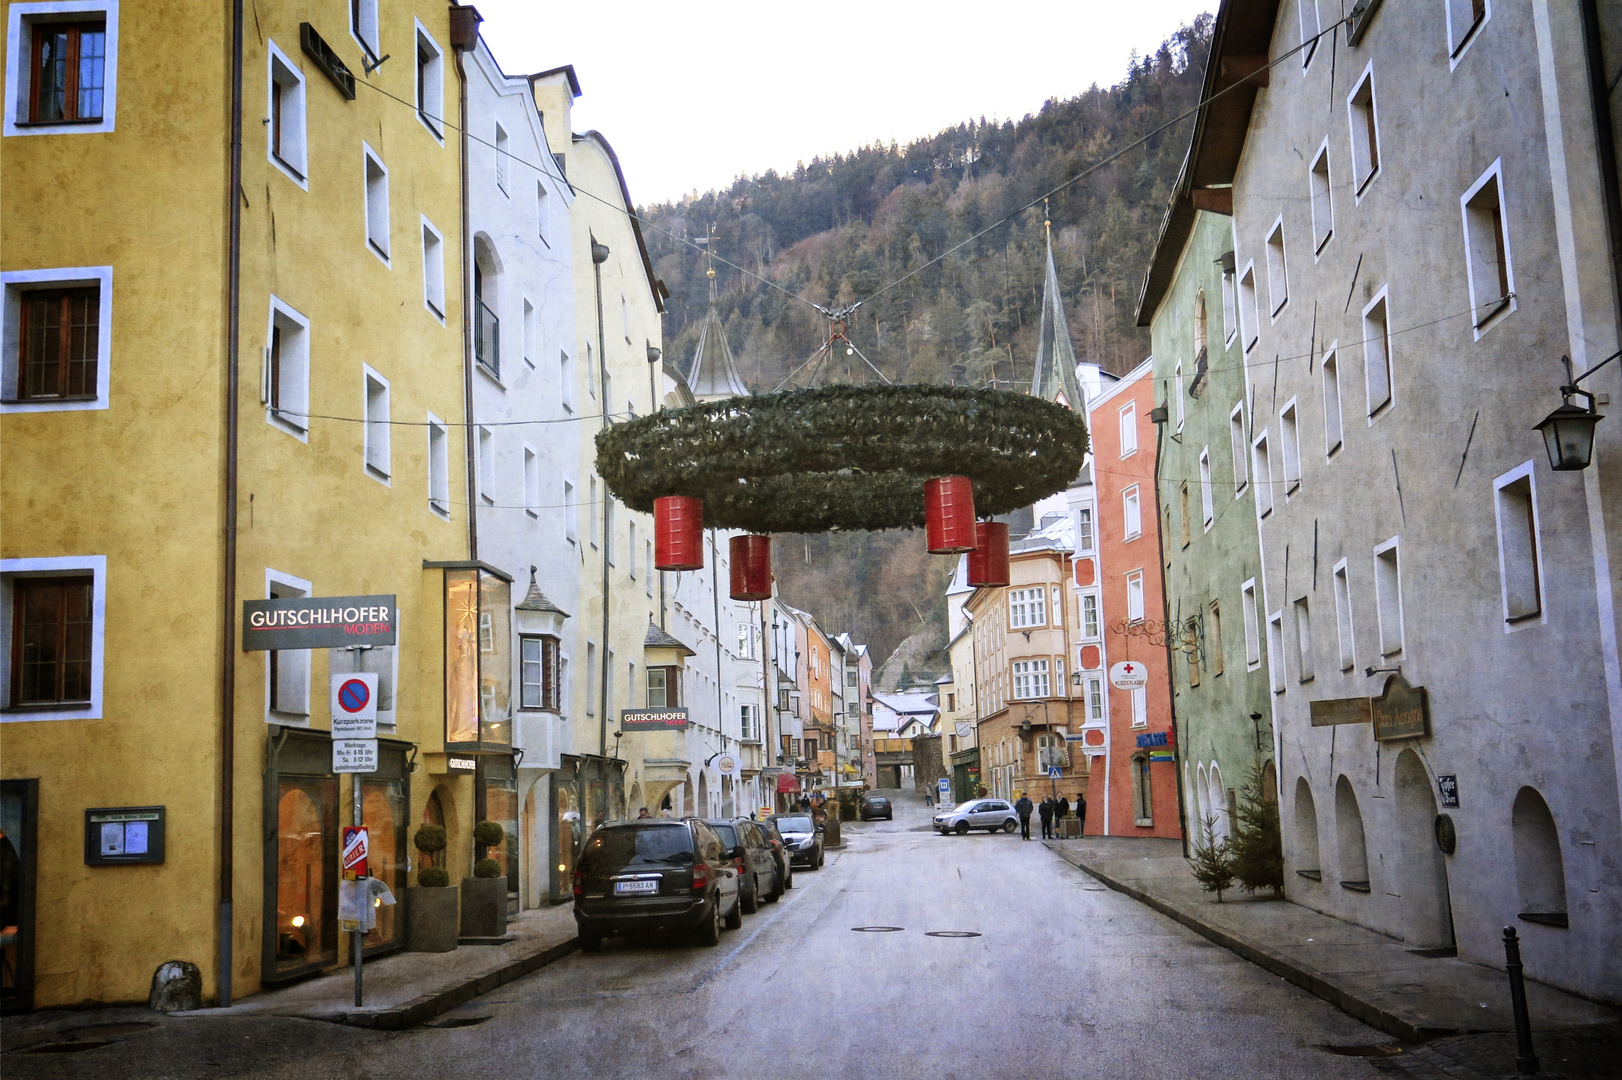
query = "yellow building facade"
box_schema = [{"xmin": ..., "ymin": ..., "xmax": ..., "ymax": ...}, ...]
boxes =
[{"xmin": 0, "ymin": 0, "xmax": 485, "ymax": 1008}]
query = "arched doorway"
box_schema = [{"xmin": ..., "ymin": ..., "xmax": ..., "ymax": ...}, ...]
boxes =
[
  {"xmin": 1335, "ymin": 775, "xmax": 1370, "ymax": 890},
  {"xmin": 1293, "ymin": 776, "xmax": 1321, "ymax": 881},
  {"xmin": 696, "ymin": 773, "xmax": 709, "ymax": 819},
  {"xmin": 1395, "ymin": 751, "xmax": 1453, "ymax": 948},
  {"xmin": 1512, "ymin": 786, "xmax": 1568, "ymax": 924}
]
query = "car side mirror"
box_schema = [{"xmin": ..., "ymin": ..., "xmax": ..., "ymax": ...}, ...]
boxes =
[{"xmin": 814, "ymin": 825, "xmax": 825, "ymax": 834}]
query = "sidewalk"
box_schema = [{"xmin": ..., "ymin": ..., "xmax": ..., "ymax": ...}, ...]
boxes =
[
  {"xmin": 178, "ymin": 902, "xmax": 578, "ymax": 1030},
  {"xmin": 1046, "ymin": 837, "xmax": 1618, "ymax": 1043}
]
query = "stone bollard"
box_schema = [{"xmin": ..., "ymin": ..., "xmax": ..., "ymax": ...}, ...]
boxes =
[{"xmin": 149, "ymin": 960, "xmax": 202, "ymax": 1012}]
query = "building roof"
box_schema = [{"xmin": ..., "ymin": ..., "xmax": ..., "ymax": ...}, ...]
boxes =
[
  {"xmin": 686, "ymin": 306, "xmax": 751, "ymax": 399},
  {"xmin": 514, "ymin": 569, "xmax": 569, "ymax": 617},
  {"xmin": 644, "ymin": 621, "xmax": 695, "ymax": 655},
  {"xmin": 530, "ymin": 64, "xmax": 582, "ymax": 98},
  {"xmin": 873, "ymin": 690, "xmax": 939, "ymax": 715},
  {"xmin": 1134, "ymin": 0, "xmax": 1283, "ymax": 326},
  {"xmin": 576, "ymin": 130, "xmax": 671, "ymax": 314},
  {"xmin": 1009, "ymin": 510, "xmax": 1075, "ymax": 554},
  {"xmin": 1030, "ymin": 237, "xmax": 1086, "ymax": 409}
]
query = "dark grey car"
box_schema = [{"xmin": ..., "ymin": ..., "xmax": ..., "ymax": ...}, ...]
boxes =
[
  {"xmin": 706, "ymin": 818, "xmax": 780, "ymax": 912},
  {"xmin": 768, "ymin": 813, "xmax": 824, "ymax": 869},
  {"xmin": 573, "ymin": 819, "xmax": 741, "ymax": 951}
]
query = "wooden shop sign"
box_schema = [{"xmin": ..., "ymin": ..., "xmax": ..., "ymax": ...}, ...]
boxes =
[
  {"xmin": 1309, "ymin": 697, "xmax": 1372, "ymax": 727},
  {"xmin": 1371, "ymin": 674, "xmax": 1430, "ymax": 741}
]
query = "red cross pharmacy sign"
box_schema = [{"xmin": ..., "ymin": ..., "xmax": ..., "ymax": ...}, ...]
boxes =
[{"xmin": 1109, "ymin": 661, "xmax": 1149, "ymax": 690}]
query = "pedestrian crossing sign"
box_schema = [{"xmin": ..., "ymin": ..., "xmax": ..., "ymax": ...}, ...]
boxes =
[{"xmin": 1048, "ymin": 766, "xmax": 1061, "ymax": 778}]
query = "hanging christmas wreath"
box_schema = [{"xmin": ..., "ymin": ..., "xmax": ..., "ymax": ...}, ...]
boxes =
[{"xmin": 595, "ymin": 384, "xmax": 1090, "ymax": 534}]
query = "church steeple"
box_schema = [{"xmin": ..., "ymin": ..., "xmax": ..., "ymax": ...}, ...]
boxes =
[
  {"xmin": 684, "ymin": 230, "xmax": 751, "ymax": 401},
  {"xmin": 1030, "ymin": 226, "xmax": 1085, "ymax": 410}
]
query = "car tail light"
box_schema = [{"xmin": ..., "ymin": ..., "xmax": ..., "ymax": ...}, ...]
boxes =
[
  {"xmin": 691, "ymin": 862, "xmax": 710, "ymax": 891},
  {"xmin": 572, "ymin": 869, "xmax": 583, "ymax": 898}
]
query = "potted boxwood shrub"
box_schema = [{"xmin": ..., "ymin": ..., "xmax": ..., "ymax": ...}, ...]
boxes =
[
  {"xmin": 460, "ymin": 820, "xmax": 508, "ymax": 938},
  {"xmin": 407, "ymin": 824, "xmax": 458, "ymax": 952}
]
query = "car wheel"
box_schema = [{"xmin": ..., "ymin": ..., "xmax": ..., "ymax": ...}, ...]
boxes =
[
  {"xmin": 696, "ymin": 898, "xmax": 722, "ymax": 946},
  {"xmin": 1003, "ymin": 819, "xmax": 1018, "ymax": 833},
  {"xmin": 817, "ymin": 849, "xmax": 825, "ymax": 868},
  {"xmin": 886, "ymin": 812, "xmax": 893, "ymax": 820},
  {"xmin": 724, "ymin": 893, "xmax": 744, "ymax": 930},
  {"xmin": 741, "ymin": 878, "xmax": 759, "ymax": 914},
  {"xmin": 784, "ymin": 866, "xmax": 793, "ymax": 890},
  {"xmin": 579, "ymin": 927, "xmax": 602, "ymax": 953},
  {"xmin": 955, "ymin": 821, "xmax": 970, "ymax": 836},
  {"xmin": 765, "ymin": 870, "xmax": 782, "ymax": 903}
]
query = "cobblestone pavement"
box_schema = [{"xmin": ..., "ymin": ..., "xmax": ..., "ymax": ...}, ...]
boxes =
[{"xmin": 1367, "ymin": 1024, "xmax": 1622, "ymax": 1080}]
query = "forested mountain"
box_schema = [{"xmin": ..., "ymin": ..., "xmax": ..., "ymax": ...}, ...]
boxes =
[{"xmin": 639, "ymin": 16, "xmax": 1213, "ymax": 675}]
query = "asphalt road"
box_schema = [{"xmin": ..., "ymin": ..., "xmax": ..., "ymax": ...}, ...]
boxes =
[{"xmin": 6, "ymin": 790, "xmax": 1401, "ymax": 1079}]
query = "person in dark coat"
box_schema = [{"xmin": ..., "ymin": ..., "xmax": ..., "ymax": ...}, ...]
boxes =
[
  {"xmin": 1057, "ymin": 795, "xmax": 1070, "ymax": 821},
  {"xmin": 1076, "ymin": 793, "xmax": 1087, "ymax": 835},
  {"xmin": 1038, "ymin": 796, "xmax": 1055, "ymax": 839},
  {"xmin": 1014, "ymin": 793, "xmax": 1034, "ymax": 840}
]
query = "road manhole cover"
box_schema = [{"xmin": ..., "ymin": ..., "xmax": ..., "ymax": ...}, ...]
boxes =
[
  {"xmin": 924, "ymin": 931, "xmax": 982, "ymax": 938},
  {"xmin": 27, "ymin": 1041, "xmax": 111, "ymax": 1054},
  {"xmin": 1315, "ymin": 1044, "xmax": 1403, "ymax": 1057},
  {"xmin": 423, "ymin": 1016, "xmax": 491, "ymax": 1028},
  {"xmin": 850, "ymin": 926, "xmax": 904, "ymax": 933}
]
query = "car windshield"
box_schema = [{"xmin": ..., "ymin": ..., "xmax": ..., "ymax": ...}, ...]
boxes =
[
  {"xmin": 708, "ymin": 822, "xmax": 738, "ymax": 847},
  {"xmin": 580, "ymin": 825, "xmax": 692, "ymax": 869},
  {"xmin": 774, "ymin": 815, "xmax": 814, "ymax": 834}
]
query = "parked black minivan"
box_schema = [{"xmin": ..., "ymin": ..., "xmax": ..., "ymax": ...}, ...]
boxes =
[{"xmin": 573, "ymin": 819, "xmax": 741, "ymax": 951}]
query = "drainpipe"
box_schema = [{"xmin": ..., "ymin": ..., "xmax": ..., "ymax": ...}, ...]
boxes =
[
  {"xmin": 592, "ymin": 238, "xmax": 610, "ymax": 758},
  {"xmin": 218, "ymin": 0, "xmax": 245, "ymax": 1010},
  {"xmin": 1150, "ymin": 399, "xmax": 1191, "ymax": 859},
  {"xmin": 454, "ymin": 33, "xmax": 476, "ymax": 561}
]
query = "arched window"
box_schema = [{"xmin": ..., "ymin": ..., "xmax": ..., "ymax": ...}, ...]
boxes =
[
  {"xmin": 1512, "ymin": 787, "xmax": 1567, "ymax": 925},
  {"xmin": 1209, "ymin": 762, "xmax": 1230, "ymax": 841},
  {"xmin": 1132, "ymin": 752, "xmax": 1153, "ymax": 826},
  {"xmin": 1335, "ymin": 775, "xmax": 1370, "ymax": 890},
  {"xmin": 1293, "ymin": 776, "xmax": 1321, "ymax": 880},
  {"xmin": 1195, "ymin": 763, "xmax": 1211, "ymax": 834}
]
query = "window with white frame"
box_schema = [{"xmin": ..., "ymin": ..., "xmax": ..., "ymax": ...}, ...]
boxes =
[
  {"xmin": 1221, "ymin": 254, "xmax": 1238, "ymax": 345},
  {"xmin": 1363, "ymin": 289, "xmax": 1392, "ymax": 416},
  {"xmin": 588, "ymin": 476, "xmax": 599, "ymax": 547},
  {"xmin": 1085, "ymin": 676, "xmax": 1104, "ymax": 721},
  {"xmin": 1242, "ymin": 579, "xmax": 1261, "ymax": 668},
  {"xmin": 1309, "ymin": 141, "xmax": 1332, "ymax": 253},
  {"xmin": 1374, "ymin": 537, "xmax": 1404, "ymax": 655},
  {"xmin": 1280, "ymin": 400, "xmax": 1301, "ymax": 493},
  {"xmin": 1199, "ymin": 449, "xmax": 1214, "ymax": 528},
  {"xmin": 1494, "ymin": 462, "xmax": 1543, "ymax": 624},
  {"xmin": 1238, "ymin": 263, "xmax": 1260, "ymax": 352},
  {"xmin": 415, "ymin": 22, "xmax": 444, "ymax": 139},
  {"xmin": 1011, "ymin": 659, "xmax": 1050, "ymax": 699},
  {"xmin": 1252, "ymin": 431, "xmax": 1274, "ymax": 516},
  {"xmin": 421, "ymin": 218, "xmax": 445, "ymax": 319},
  {"xmin": 1293, "ymin": 597, "xmax": 1315, "ymax": 682},
  {"xmin": 4, "ymin": 2, "xmax": 119, "ymax": 137},
  {"xmin": 537, "ymin": 182, "xmax": 551, "ymax": 245},
  {"xmin": 1081, "ymin": 592, "xmax": 1100, "ymax": 638},
  {"xmin": 1348, "ymin": 65, "xmax": 1381, "ymax": 196},
  {"xmin": 740, "ymin": 702, "xmax": 760, "ymax": 741},
  {"xmin": 1, "ymin": 555, "xmax": 106, "ymax": 719},
  {"xmin": 1174, "ymin": 362, "xmax": 1185, "ymax": 432},
  {"xmin": 1265, "ymin": 219, "xmax": 1289, "ymax": 317},
  {"xmin": 1229, "ymin": 402, "xmax": 1249, "ymax": 492},
  {"xmin": 1126, "ymin": 570, "xmax": 1145, "ymax": 622},
  {"xmin": 1077, "ymin": 505, "xmax": 1095, "ymax": 552},
  {"xmin": 1322, "ymin": 347, "xmax": 1342, "ymax": 454},
  {"xmin": 520, "ymin": 634, "xmax": 561, "ymax": 711},
  {"xmin": 1446, "ymin": 0, "xmax": 1489, "ymax": 62},
  {"xmin": 604, "ymin": 498, "xmax": 615, "ymax": 565},
  {"xmin": 1209, "ymin": 600, "xmax": 1225, "ymax": 676},
  {"xmin": 363, "ymin": 145, "xmax": 390, "ymax": 261},
  {"xmin": 1123, "ymin": 485, "xmax": 1142, "ymax": 539},
  {"xmin": 627, "ymin": 521, "xmax": 637, "ymax": 579},
  {"xmin": 427, "ymin": 414, "xmax": 449, "ymax": 515},
  {"xmin": 263, "ymin": 297, "xmax": 310, "ymax": 437},
  {"xmin": 350, "ymin": 0, "xmax": 379, "ymax": 60},
  {"xmin": 494, "ymin": 122, "xmax": 509, "ymax": 193},
  {"xmin": 1462, "ymin": 161, "xmax": 1515, "ymax": 332},
  {"xmin": 563, "ymin": 479, "xmax": 578, "ymax": 542},
  {"xmin": 586, "ymin": 343, "xmax": 596, "ymax": 398},
  {"xmin": 3, "ymin": 266, "xmax": 113, "ymax": 414},
  {"xmin": 265, "ymin": 569, "xmax": 311, "ymax": 721},
  {"xmin": 363, "ymin": 366, "xmax": 390, "ymax": 481},
  {"xmin": 1179, "ymin": 483, "xmax": 1191, "ymax": 548},
  {"xmin": 1009, "ymin": 587, "xmax": 1047, "ymax": 629},
  {"xmin": 267, "ymin": 42, "xmax": 307, "ymax": 185},
  {"xmin": 1267, "ymin": 612, "xmax": 1286, "ymax": 692},
  {"xmin": 1299, "ymin": 0, "xmax": 1321, "ymax": 66},
  {"xmin": 584, "ymin": 641, "xmax": 596, "ymax": 715},
  {"xmin": 1130, "ymin": 685, "xmax": 1147, "ymax": 728},
  {"xmin": 1119, "ymin": 402, "xmax": 1139, "ymax": 456},
  {"xmin": 477, "ymin": 426, "xmax": 495, "ymax": 503},
  {"xmin": 1333, "ymin": 559, "xmax": 1354, "ymax": 670},
  {"xmin": 523, "ymin": 444, "xmax": 540, "ymax": 518}
]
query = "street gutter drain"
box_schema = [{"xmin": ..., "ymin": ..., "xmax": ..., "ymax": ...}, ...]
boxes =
[
  {"xmin": 26, "ymin": 1042, "xmax": 112, "ymax": 1054},
  {"xmin": 424, "ymin": 1016, "xmax": 492, "ymax": 1028},
  {"xmin": 850, "ymin": 926, "xmax": 904, "ymax": 932},
  {"xmin": 924, "ymin": 931, "xmax": 982, "ymax": 938},
  {"xmin": 1315, "ymin": 1044, "xmax": 1404, "ymax": 1057}
]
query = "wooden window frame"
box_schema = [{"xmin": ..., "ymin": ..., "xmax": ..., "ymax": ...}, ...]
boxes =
[
  {"xmin": 8, "ymin": 575, "xmax": 93, "ymax": 706},
  {"xmin": 519, "ymin": 634, "xmax": 561, "ymax": 712},
  {"xmin": 16, "ymin": 286, "xmax": 98, "ymax": 401},
  {"xmin": 28, "ymin": 19, "xmax": 106, "ymax": 124},
  {"xmin": 646, "ymin": 665, "xmax": 680, "ymax": 708}
]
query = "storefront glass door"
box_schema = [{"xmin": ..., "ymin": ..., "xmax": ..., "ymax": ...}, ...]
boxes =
[
  {"xmin": 275, "ymin": 775, "xmax": 338, "ymax": 976},
  {"xmin": 362, "ymin": 778, "xmax": 407, "ymax": 953}
]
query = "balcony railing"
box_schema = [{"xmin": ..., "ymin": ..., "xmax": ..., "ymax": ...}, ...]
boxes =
[{"xmin": 475, "ymin": 299, "xmax": 499, "ymax": 377}]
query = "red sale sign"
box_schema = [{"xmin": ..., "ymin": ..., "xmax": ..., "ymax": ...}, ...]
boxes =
[{"xmin": 342, "ymin": 826, "xmax": 369, "ymax": 880}]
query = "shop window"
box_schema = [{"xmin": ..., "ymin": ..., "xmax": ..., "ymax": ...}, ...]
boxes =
[
  {"xmin": 520, "ymin": 634, "xmax": 560, "ymax": 711},
  {"xmin": 5, "ymin": 4, "xmax": 118, "ymax": 137},
  {"xmin": 3, "ymin": 269, "xmax": 112, "ymax": 413},
  {"xmin": 273, "ymin": 768, "xmax": 338, "ymax": 977},
  {"xmin": 647, "ymin": 665, "xmax": 680, "ymax": 708},
  {"xmin": 361, "ymin": 775, "xmax": 407, "ymax": 954},
  {"xmin": 0, "ymin": 779, "xmax": 38, "ymax": 1011}
]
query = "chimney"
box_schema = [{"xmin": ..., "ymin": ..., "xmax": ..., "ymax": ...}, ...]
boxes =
[{"xmin": 530, "ymin": 66, "xmax": 580, "ymax": 162}]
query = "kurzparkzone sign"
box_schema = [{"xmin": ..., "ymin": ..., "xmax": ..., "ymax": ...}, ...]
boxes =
[{"xmin": 242, "ymin": 595, "xmax": 397, "ymax": 651}]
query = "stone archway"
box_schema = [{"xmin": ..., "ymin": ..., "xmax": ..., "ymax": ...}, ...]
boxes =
[
  {"xmin": 697, "ymin": 772, "xmax": 709, "ymax": 818},
  {"xmin": 1394, "ymin": 750, "xmax": 1454, "ymax": 949}
]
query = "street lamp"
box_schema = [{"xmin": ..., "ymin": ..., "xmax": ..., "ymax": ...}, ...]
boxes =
[{"xmin": 1535, "ymin": 353, "xmax": 1614, "ymax": 471}]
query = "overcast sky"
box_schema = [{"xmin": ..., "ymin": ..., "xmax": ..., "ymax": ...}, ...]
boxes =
[{"xmin": 474, "ymin": 1, "xmax": 1214, "ymax": 206}]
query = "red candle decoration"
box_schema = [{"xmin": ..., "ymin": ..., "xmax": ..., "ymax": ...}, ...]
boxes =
[
  {"xmin": 730, "ymin": 534, "xmax": 772, "ymax": 601},
  {"xmin": 924, "ymin": 476, "xmax": 977, "ymax": 554},
  {"xmin": 966, "ymin": 521, "xmax": 1010, "ymax": 587},
  {"xmin": 654, "ymin": 495, "xmax": 704, "ymax": 571}
]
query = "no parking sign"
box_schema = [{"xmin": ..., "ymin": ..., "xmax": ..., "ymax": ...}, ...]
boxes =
[{"xmin": 330, "ymin": 672, "xmax": 378, "ymax": 739}]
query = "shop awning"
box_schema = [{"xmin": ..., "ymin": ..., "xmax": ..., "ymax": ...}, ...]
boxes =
[{"xmin": 775, "ymin": 773, "xmax": 801, "ymax": 793}]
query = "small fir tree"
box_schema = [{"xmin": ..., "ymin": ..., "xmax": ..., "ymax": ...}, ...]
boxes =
[
  {"xmin": 1227, "ymin": 767, "xmax": 1284, "ymax": 897},
  {"xmin": 1188, "ymin": 815, "xmax": 1235, "ymax": 901}
]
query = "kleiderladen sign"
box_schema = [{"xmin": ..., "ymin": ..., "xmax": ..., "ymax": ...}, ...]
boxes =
[{"xmin": 242, "ymin": 595, "xmax": 397, "ymax": 651}]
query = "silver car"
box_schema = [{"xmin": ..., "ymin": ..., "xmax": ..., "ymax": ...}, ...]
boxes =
[{"xmin": 933, "ymin": 799, "xmax": 1019, "ymax": 836}]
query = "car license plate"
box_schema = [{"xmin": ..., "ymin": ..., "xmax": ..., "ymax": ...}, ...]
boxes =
[{"xmin": 614, "ymin": 880, "xmax": 659, "ymax": 895}]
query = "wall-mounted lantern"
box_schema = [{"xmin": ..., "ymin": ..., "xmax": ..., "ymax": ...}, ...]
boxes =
[{"xmin": 1535, "ymin": 353, "xmax": 1614, "ymax": 472}]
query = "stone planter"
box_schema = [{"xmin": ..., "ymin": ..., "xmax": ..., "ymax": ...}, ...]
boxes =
[
  {"xmin": 407, "ymin": 886, "xmax": 459, "ymax": 953},
  {"xmin": 460, "ymin": 876, "xmax": 508, "ymax": 938}
]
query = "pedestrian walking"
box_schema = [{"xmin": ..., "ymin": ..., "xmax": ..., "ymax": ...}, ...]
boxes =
[
  {"xmin": 1014, "ymin": 793, "xmax": 1034, "ymax": 840},
  {"xmin": 636, "ymin": 808, "xmax": 650, "ymax": 819},
  {"xmin": 1076, "ymin": 793, "xmax": 1087, "ymax": 835},
  {"xmin": 1056, "ymin": 794, "xmax": 1070, "ymax": 821},
  {"xmin": 1038, "ymin": 796, "xmax": 1055, "ymax": 839}
]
